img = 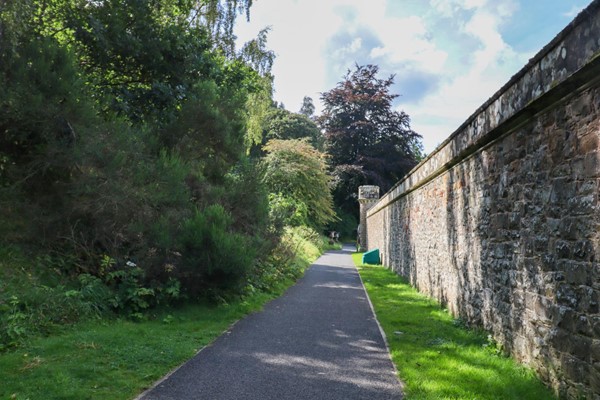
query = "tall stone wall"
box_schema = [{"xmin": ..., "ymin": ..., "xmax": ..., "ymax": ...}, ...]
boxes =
[{"xmin": 365, "ymin": 2, "xmax": 600, "ymax": 398}]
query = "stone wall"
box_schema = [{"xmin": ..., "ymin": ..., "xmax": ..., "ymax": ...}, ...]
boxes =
[{"xmin": 365, "ymin": 1, "xmax": 600, "ymax": 398}]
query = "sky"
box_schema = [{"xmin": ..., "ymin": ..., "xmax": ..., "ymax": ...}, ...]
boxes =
[{"xmin": 234, "ymin": 0, "xmax": 593, "ymax": 154}]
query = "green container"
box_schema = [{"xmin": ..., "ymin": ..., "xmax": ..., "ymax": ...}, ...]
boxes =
[{"xmin": 362, "ymin": 248, "xmax": 380, "ymax": 265}]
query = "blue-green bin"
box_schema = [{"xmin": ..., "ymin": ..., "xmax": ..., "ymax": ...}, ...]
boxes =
[{"xmin": 362, "ymin": 248, "xmax": 380, "ymax": 265}]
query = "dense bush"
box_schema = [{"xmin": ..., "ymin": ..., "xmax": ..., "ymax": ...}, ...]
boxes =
[
  {"xmin": 328, "ymin": 207, "xmax": 359, "ymax": 240},
  {"xmin": 262, "ymin": 139, "xmax": 336, "ymax": 230},
  {"xmin": 0, "ymin": 0, "xmax": 339, "ymax": 352},
  {"xmin": 0, "ymin": 248, "xmax": 111, "ymax": 350},
  {"xmin": 176, "ymin": 205, "xmax": 256, "ymax": 296},
  {"xmin": 246, "ymin": 226, "xmax": 329, "ymax": 294},
  {"xmin": 0, "ymin": 0, "xmax": 273, "ymax": 287}
]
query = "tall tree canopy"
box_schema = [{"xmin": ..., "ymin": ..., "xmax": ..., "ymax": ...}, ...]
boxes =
[
  {"xmin": 319, "ymin": 64, "xmax": 423, "ymax": 215},
  {"xmin": 0, "ymin": 0, "xmax": 276, "ymax": 297},
  {"xmin": 260, "ymin": 108, "xmax": 322, "ymax": 148},
  {"xmin": 299, "ymin": 96, "xmax": 315, "ymax": 118},
  {"xmin": 262, "ymin": 139, "xmax": 335, "ymax": 230}
]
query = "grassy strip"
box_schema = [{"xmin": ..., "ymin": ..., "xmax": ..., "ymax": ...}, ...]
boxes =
[
  {"xmin": 0, "ymin": 234, "xmax": 325, "ymax": 400},
  {"xmin": 352, "ymin": 253, "xmax": 555, "ymax": 400},
  {"xmin": 1, "ymin": 299, "xmax": 271, "ymax": 400}
]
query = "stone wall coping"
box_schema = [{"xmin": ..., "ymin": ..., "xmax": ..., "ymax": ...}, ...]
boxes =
[{"xmin": 368, "ymin": 0, "xmax": 600, "ymax": 218}]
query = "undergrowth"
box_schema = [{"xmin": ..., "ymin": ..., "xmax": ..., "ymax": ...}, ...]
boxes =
[
  {"xmin": 0, "ymin": 226, "xmax": 328, "ymax": 352},
  {"xmin": 0, "ymin": 246, "xmax": 111, "ymax": 351},
  {"xmin": 0, "ymin": 228, "xmax": 328, "ymax": 399},
  {"xmin": 0, "ymin": 297, "xmax": 275, "ymax": 400}
]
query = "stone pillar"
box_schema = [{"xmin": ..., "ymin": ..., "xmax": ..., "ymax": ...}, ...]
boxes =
[{"xmin": 358, "ymin": 185, "xmax": 379, "ymax": 252}]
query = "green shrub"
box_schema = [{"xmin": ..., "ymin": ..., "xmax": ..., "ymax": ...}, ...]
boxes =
[
  {"xmin": 176, "ymin": 205, "xmax": 256, "ymax": 297},
  {"xmin": 0, "ymin": 267, "xmax": 112, "ymax": 350},
  {"xmin": 262, "ymin": 139, "xmax": 336, "ymax": 230},
  {"xmin": 246, "ymin": 226, "xmax": 326, "ymax": 294},
  {"xmin": 268, "ymin": 193, "xmax": 310, "ymax": 228}
]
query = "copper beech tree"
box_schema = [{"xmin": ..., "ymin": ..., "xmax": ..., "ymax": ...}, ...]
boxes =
[{"xmin": 319, "ymin": 64, "xmax": 424, "ymax": 216}]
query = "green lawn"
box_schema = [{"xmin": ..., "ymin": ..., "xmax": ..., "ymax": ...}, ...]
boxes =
[
  {"xmin": 0, "ymin": 293, "xmax": 280, "ymax": 400},
  {"xmin": 0, "ymin": 233, "xmax": 328, "ymax": 400},
  {"xmin": 0, "ymin": 227, "xmax": 332, "ymax": 399},
  {"xmin": 352, "ymin": 253, "xmax": 556, "ymax": 400}
]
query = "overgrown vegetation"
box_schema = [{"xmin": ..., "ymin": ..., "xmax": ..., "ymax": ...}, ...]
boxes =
[
  {"xmin": 0, "ymin": 0, "xmax": 339, "ymax": 353},
  {"xmin": 262, "ymin": 139, "xmax": 336, "ymax": 230},
  {"xmin": 0, "ymin": 5, "xmax": 430, "ymax": 399},
  {"xmin": 0, "ymin": 229, "xmax": 329, "ymax": 400},
  {"xmin": 352, "ymin": 254, "xmax": 555, "ymax": 400}
]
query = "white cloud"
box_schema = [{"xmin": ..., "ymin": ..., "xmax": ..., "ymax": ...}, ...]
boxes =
[
  {"xmin": 431, "ymin": 0, "xmax": 485, "ymax": 16},
  {"xmin": 235, "ymin": 0, "xmax": 349, "ymax": 110},
  {"xmin": 464, "ymin": 11, "xmax": 509, "ymax": 74},
  {"xmin": 563, "ymin": 5, "xmax": 585, "ymax": 18},
  {"xmin": 367, "ymin": 16, "xmax": 448, "ymax": 74},
  {"xmin": 235, "ymin": 0, "xmax": 562, "ymax": 153},
  {"xmin": 348, "ymin": 37, "xmax": 363, "ymax": 53},
  {"xmin": 396, "ymin": 0, "xmax": 530, "ymax": 152}
]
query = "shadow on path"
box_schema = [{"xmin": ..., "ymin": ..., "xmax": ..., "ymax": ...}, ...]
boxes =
[{"xmin": 138, "ymin": 244, "xmax": 403, "ymax": 400}]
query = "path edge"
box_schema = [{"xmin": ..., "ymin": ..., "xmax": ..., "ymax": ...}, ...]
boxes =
[
  {"xmin": 132, "ymin": 320, "xmax": 242, "ymax": 400},
  {"xmin": 351, "ymin": 248, "xmax": 405, "ymax": 394}
]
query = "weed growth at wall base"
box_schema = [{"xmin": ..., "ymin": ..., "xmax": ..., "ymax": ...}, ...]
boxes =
[{"xmin": 352, "ymin": 253, "xmax": 555, "ymax": 400}]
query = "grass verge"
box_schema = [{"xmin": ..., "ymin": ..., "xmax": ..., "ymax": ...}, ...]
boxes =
[
  {"xmin": 352, "ymin": 253, "xmax": 556, "ymax": 400},
  {"xmin": 0, "ymin": 235, "xmax": 326, "ymax": 400},
  {"xmin": 1, "ymin": 298, "xmax": 272, "ymax": 400}
]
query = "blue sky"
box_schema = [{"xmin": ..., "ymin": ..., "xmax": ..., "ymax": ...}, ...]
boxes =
[{"xmin": 235, "ymin": 0, "xmax": 592, "ymax": 153}]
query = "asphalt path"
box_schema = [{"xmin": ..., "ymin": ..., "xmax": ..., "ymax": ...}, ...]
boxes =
[{"xmin": 138, "ymin": 244, "xmax": 403, "ymax": 399}]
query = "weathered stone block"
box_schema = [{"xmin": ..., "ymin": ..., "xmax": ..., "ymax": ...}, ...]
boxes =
[
  {"xmin": 570, "ymin": 334, "xmax": 592, "ymax": 360},
  {"xmin": 573, "ymin": 241, "xmax": 594, "ymax": 261},
  {"xmin": 542, "ymin": 253, "xmax": 557, "ymax": 271},
  {"xmin": 560, "ymin": 218, "xmax": 582, "ymax": 240},
  {"xmin": 563, "ymin": 261, "xmax": 591, "ymax": 285},
  {"xmin": 550, "ymin": 179, "xmax": 576, "ymax": 205},
  {"xmin": 561, "ymin": 353, "xmax": 589, "ymax": 385},
  {"xmin": 577, "ymin": 178, "xmax": 598, "ymax": 197},
  {"xmin": 591, "ymin": 367, "xmax": 600, "ymax": 396},
  {"xmin": 568, "ymin": 194, "xmax": 597, "ymax": 215},
  {"xmin": 576, "ymin": 315, "xmax": 593, "ymax": 336},
  {"xmin": 544, "ymin": 271, "xmax": 566, "ymax": 285},
  {"xmin": 556, "ymin": 240, "xmax": 572, "ymax": 259},
  {"xmin": 549, "ymin": 328, "xmax": 572, "ymax": 352},
  {"xmin": 592, "ymin": 339, "xmax": 600, "ymax": 362},
  {"xmin": 557, "ymin": 284, "xmax": 579, "ymax": 308},
  {"xmin": 579, "ymin": 132, "xmax": 599, "ymax": 154},
  {"xmin": 565, "ymin": 383, "xmax": 591, "ymax": 400},
  {"xmin": 583, "ymin": 152, "xmax": 599, "ymax": 178},
  {"xmin": 592, "ymin": 317, "xmax": 600, "ymax": 337},
  {"xmin": 531, "ymin": 294, "xmax": 555, "ymax": 322},
  {"xmin": 556, "ymin": 307, "xmax": 577, "ymax": 331},
  {"xmin": 577, "ymin": 286, "xmax": 599, "ymax": 313},
  {"xmin": 534, "ymin": 236, "xmax": 549, "ymax": 252},
  {"xmin": 552, "ymin": 162, "xmax": 573, "ymax": 178},
  {"xmin": 570, "ymin": 93, "xmax": 592, "ymax": 117}
]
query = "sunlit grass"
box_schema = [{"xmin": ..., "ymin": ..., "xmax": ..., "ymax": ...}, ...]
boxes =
[
  {"xmin": 0, "ymin": 235, "xmax": 326, "ymax": 400},
  {"xmin": 352, "ymin": 253, "xmax": 555, "ymax": 400},
  {"xmin": 0, "ymin": 294, "xmax": 281, "ymax": 400}
]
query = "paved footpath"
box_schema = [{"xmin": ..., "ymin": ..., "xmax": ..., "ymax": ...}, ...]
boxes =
[{"xmin": 139, "ymin": 244, "xmax": 403, "ymax": 399}]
